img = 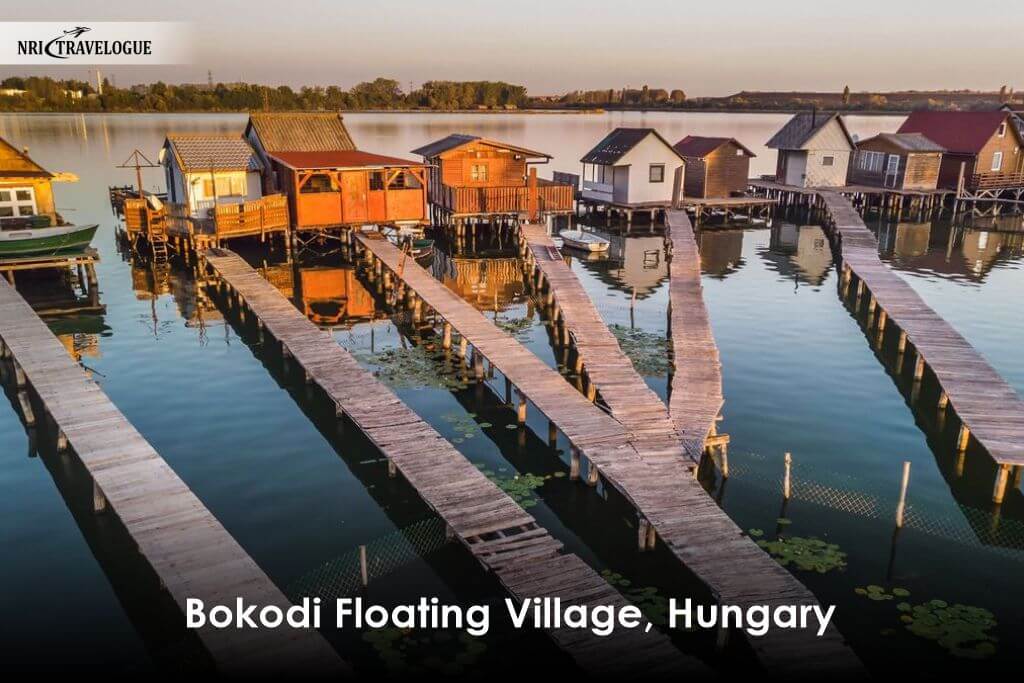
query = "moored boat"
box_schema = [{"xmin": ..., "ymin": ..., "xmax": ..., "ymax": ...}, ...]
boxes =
[
  {"xmin": 559, "ymin": 229, "xmax": 610, "ymax": 252},
  {"xmin": 0, "ymin": 222, "xmax": 99, "ymax": 256}
]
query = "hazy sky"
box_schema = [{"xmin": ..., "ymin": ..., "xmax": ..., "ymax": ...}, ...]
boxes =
[{"xmin": 4, "ymin": 1, "xmax": 1020, "ymax": 96}]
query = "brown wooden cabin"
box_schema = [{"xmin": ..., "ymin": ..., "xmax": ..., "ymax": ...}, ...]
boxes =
[
  {"xmin": 898, "ymin": 111, "xmax": 1024, "ymax": 191},
  {"xmin": 245, "ymin": 112, "xmax": 426, "ymax": 230},
  {"xmin": 848, "ymin": 133, "xmax": 945, "ymax": 191},
  {"xmin": 156, "ymin": 134, "xmax": 290, "ymax": 246},
  {"xmin": 411, "ymin": 134, "xmax": 573, "ymax": 220},
  {"xmin": 672, "ymin": 136, "xmax": 755, "ymax": 198},
  {"xmin": 0, "ymin": 135, "xmax": 59, "ymax": 227}
]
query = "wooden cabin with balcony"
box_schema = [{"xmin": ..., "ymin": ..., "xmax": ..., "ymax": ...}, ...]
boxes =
[
  {"xmin": 898, "ymin": 111, "xmax": 1024, "ymax": 194},
  {"xmin": 158, "ymin": 134, "xmax": 289, "ymax": 248},
  {"xmin": 848, "ymin": 133, "xmax": 945, "ymax": 191},
  {"xmin": 411, "ymin": 134, "xmax": 573, "ymax": 223},
  {"xmin": 245, "ymin": 112, "xmax": 427, "ymax": 233}
]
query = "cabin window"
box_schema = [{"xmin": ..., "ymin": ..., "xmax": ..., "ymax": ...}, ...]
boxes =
[
  {"xmin": 0, "ymin": 186, "xmax": 36, "ymax": 219},
  {"xmin": 202, "ymin": 175, "xmax": 246, "ymax": 198},
  {"xmin": 300, "ymin": 173, "xmax": 335, "ymax": 193},
  {"xmin": 997, "ymin": 123, "xmax": 1006, "ymax": 138},
  {"xmin": 991, "ymin": 152, "xmax": 1003, "ymax": 172},
  {"xmin": 822, "ymin": 156, "xmax": 835, "ymax": 167},
  {"xmin": 470, "ymin": 164, "xmax": 488, "ymax": 182},
  {"xmin": 369, "ymin": 171, "xmax": 385, "ymax": 191},
  {"xmin": 857, "ymin": 151, "xmax": 885, "ymax": 173},
  {"xmin": 649, "ymin": 164, "xmax": 665, "ymax": 183}
]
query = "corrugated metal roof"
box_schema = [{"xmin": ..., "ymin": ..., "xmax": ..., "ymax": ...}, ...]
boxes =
[
  {"xmin": 897, "ymin": 111, "xmax": 1015, "ymax": 155},
  {"xmin": 766, "ymin": 112, "xmax": 854, "ymax": 150},
  {"xmin": 164, "ymin": 134, "xmax": 262, "ymax": 172},
  {"xmin": 860, "ymin": 132, "xmax": 945, "ymax": 153},
  {"xmin": 580, "ymin": 128, "xmax": 683, "ymax": 165},
  {"xmin": 673, "ymin": 136, "xmax": 756, "ymax": 158},
  {"xmin": 247, "ymin": 113, "xmax": 355, "ymax": 153},
  {"xmin": 270, "ymin": 150, "xmax": 425, "ymax": 170},
  {"xmin": 410, "ymin": 134, "xmax": 551, "ymax": 159}
]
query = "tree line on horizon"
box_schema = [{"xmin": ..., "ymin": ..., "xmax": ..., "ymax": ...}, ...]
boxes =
[{"xmin": 0, "ymin": 75, "xmax": 1017, "ymax": 113}]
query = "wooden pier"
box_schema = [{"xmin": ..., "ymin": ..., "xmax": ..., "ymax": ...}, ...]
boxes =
[
  {"xmin": 351, "ymin": 232, "xmax": 864, "ymax": 676},
  {"xmin": 750, "ymin": 178, "xmax": 952, "ymax": 219},
  {"xmin": 817, "ymin": 191, "xmax": 1024, "ymax": 501},
  {"xmin": 518, "ymin": 222, "xmax": 689, "ymax": 469},
  {"xmin": 664, "ymin": 211, "xmax": 727, "ymax": 460},
  {"xmin": 202, "ymin": 249, "xmax": 706, "ymax": 677},
  {"xmin": 0, "ymin": 278, "xmax": 347, "ymax": 676},
  {"xmin": 677, "ymin": 196, "xmax": 777, "ymax": 224}
]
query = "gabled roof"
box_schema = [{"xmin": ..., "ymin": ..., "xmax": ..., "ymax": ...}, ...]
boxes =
[
  {"xmin": 410, "ymin": 134, "xmax": 551, "ymax": 159},
  {"xmin": 673, "ymin": 136, "xmax": 756, "ymax": 158},
  {"xmin": 0, "ymin": 135, "xmax": 53, "ymax": 178},
  {"xmin": 580, "ymin": 128, "xmax": 684, "ymax": 165},
  {"xmin": 897, "ymin": 111, "xmax": 1021, "ymax": 155},
  {"xmin": 163, "ymin": 134, "xmax": 262, "ymax": 172},
  {"xmin": 246, "ymin": 112, "xmax": 355, "ymax": 153},
  {"xmin": 857, "ymin": 132, "xmax": 945, "ymax": 153},
  {"xmin": 270, "ymin": 150, "xmax": 425, "ymax": 170},
  {"xmin": 766, "ymin": 112, "xmax": 854, "ymax": 150}
]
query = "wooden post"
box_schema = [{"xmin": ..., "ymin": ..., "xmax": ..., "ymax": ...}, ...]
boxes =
[
  {"xmin": 720, "ymin": 448, "xmax": 729, "ymax": 479},
  {"xmin": 570, "ymin": 447, "xmax": 581, "ymax": 480},
  {"xmin": 387, "ymin": 459, "xmax": 397, "ymax": 479},
  {"xmin": 783, "ymin": 452, "xmax": 792, "ymax": 500},
  {"xmin": 548, "ymin": 420, "xmax": 558, "ymax": 447},
  {"xmin": 895, "ymin": 461, "xmax": 911, "ymax": 528},
  {"xmin": 359, "ymin": 545, "xmax": 369, "ymax": 587},
  {"xmin": 516, "ymin": 389, "xmax": 527, "ymax": 424},
  {"xmin": 17, "ymin": 391, "xmax": 34, "ymax": 427},
  {"xmin": 442, "ymin": 322, "xmax": 452, "ymax": 350},
  {"xmin": 992, "ymin": 464, "xmax": 1011, "ymax": 504},
  {"xmin": 472, "ymin": 349, "xmax": 484, "ymax": 380},
  {"xmin": 93, "ymin": 481, "xmax": 107, "ymax": 514},
  {"xmin": 913, "ymin": 354, "xmax": 925, "ymax": 382},
  {"xmin": 957, "ymin": 424, "xmax": 971, "ymax": 453},
  {"xmin": 458, "ymin": 336, "xmax": 467, "ymax": 360},
  {"xmin": 56, "ymin": 430, "xmax": 68, "ymax": 452},
  {"xmin": 586, "ymin": 458, "xmax": 599, "ymax": 486}
]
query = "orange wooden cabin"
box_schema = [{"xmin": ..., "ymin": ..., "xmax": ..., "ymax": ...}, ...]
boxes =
[
  {"xmin": 245, "ymin": 112, "xmax": 428, "ymax": 231},
  {"xmin": 411, "ymin": 134, "xmax": 574, "ymax": 221}
]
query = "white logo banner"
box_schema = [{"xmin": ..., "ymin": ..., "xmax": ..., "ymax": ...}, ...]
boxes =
[{"xmin": 0, "ymin": 22, "xmax": 193, "ymax": 64}]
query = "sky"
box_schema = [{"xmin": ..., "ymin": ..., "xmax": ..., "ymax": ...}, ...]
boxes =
[{"xmin": 3, "ymin": 1, "xmax": 1021, "ymax": 96}]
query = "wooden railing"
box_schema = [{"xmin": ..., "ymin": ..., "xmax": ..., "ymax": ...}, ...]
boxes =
[
  {"xmin": 166, "ymin": 194, "xmax": 290, "ymax": 240},
  {"xmin": 440, "ymin": 181, "xmax": 573, "ymax": 215},
  {"xmin": 967, "ymin": 171, "xmax": 1024, "ymax": 191},
  {"xmin": 580, "ymin": 180, "xmax": 613, "ymax": 203}
]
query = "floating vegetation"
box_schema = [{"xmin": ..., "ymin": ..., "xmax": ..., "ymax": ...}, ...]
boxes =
[
  {"xmin": 442, "ymin": 412, "xmax": 481, "ymax": 440},
  {"xmin": 475, "ymin": 464, "xmax": 547, "ymax": 508},
  {"xmin": 496, "ymin": 317, "xmax": 535, "ymax": 342},
  {"xmin": 900, "ymin": 601, "xmax": 997, "ymax": 659},
  {"xmin": 855, "ymin": 585, "xmax": 901, "ymax": 602},
  {"xmin": 363, "ymin": 628, "xmax": 487, "ymax": 675},
  {"xmin": 756, "ymin": 536, "xmax": 847, "ymax": 573},
  {"xmin": 601, "ymin": 570, "xmax": 670, "ymax": 626},
  {"xmin": 356, "ymin": 346, "xmax": 466, "ymax": 391},
  {"xmin": 608, "ymin": 324, "xmax": 669, "ymax": 376}
]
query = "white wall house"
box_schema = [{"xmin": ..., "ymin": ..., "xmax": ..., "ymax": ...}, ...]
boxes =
[
  {"xmin": 160, "ymin": 134, "xmax": 264, "ymax": 218},
  {"xmin": 579, "ymin": 128, "xmax": 685, "ymax": 206},
  {"xmin": 766, "ymin": 113, "xmax": 855, "ymax": 188}
]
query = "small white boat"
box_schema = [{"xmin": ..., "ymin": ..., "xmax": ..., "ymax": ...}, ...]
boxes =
[{"xmin": 559, "ymin": 230, "xmax": 610, "ymax": 253}]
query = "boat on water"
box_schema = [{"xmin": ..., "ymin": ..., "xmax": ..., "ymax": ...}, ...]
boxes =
[
  {"xmin": 0, "ymin": 222, "xmax": 99, "ymax": 257},
  {"xmin": 559, "ymin": 229, "xmax": 610, "ymax": 252}
]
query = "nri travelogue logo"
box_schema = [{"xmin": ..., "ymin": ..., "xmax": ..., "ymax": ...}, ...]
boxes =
[
  {"xmin": 0, "ymin": 22, "xmax": 192, "ymax": 64},
  {"xmin": 18, "ymin": 26, "xmax": 153, "ymax": 59}
]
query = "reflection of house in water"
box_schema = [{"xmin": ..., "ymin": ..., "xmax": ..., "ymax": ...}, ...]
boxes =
[
  {"xmin": 576, "ymin": 234, "xmax": 668, "ymax": 298},
  {"xmin": 760, "ymin": 223, "xmax": 833, "ymax": 286},
  {"xmin": 294, "ymin": 266, "xmax": 375, "ymax": 327},
  {"xmin": 432, "ymin": 252, "xmax": 525, "ymax": 312},
  {"xmin": 883, "ymin": 222, "xmax": 1023, "ymax": 283},
  {"xmin": 48, "ymin": 316, "xmax": 108, "ymax": 363},
  {"xmin": 697, "ymin": 230, "xmax": 745, "ymax": 278}
]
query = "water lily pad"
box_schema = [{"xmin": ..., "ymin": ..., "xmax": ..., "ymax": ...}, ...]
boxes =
[
  {"xmin": 759, "ymin": 536, "xmax": 846, "ymax": 573},
  {"xmin": 608, "ymin": 324, "xmax": 670, "ymax": 376},
  {"xmin": 901, "ymin": 601, "xmax": 997, "ymax": 659}
]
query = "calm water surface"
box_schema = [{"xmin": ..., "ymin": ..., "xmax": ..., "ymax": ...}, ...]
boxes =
[{"xmin": 0, "ymin": 112, "xmax": 1021, "ymax": 675}]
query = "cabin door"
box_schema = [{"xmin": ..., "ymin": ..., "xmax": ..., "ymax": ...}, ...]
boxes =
[
  {"xmin": 884, "ymin": 155, "xmax": 900, "ymax": 188},
  {"xmin": 341, "ymin": 172, "xmax": 369, "ymax": 224}
]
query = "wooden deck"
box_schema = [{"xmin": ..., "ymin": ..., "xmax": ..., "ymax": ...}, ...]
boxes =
[
  {"xmin": 518, "ymin": 222, "xmax": 688, "ymax": 469},
  {"xmin": 664, "ymin": 211, "xmax": 725, "ymax": 460},
  {"xmin": 818, "ymin": 191, "xmax": 1024, "ymax": 482},
  {"xmin": 202, "ymin": 249, "xmax": 706, "ymax": 677},
  {"xmin": 0, "ymin": 278, "xmax": 347, "ymax": 676},
  {"xmin": 353, "ymin": 232, "xmax": 864, "ymax": 676}
]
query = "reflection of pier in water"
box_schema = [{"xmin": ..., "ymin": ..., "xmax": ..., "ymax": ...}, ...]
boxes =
[{"xmin": 697, "ymin": 229, "xmax": 745, "ymax": 278}]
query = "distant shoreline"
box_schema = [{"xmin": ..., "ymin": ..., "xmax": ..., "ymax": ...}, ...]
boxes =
[{"xmin": 0, "ymin": 107, "xmax": 911, "ymax": 116}]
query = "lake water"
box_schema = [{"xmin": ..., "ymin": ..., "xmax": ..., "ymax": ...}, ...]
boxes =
[{"xmin": 0, "ymin": 112, "xmax": 1021, "ymax": 675}]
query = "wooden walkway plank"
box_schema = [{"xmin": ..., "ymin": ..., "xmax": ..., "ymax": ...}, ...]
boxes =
[
  {"xmin": 817, "ymin": 191, "xmax": 1024, "ymax": 469},
  {"xmin": 203, "ymin": 249, "xmax": 707, "ymax": 677},
  {"xmin": 351, "ymin": 233, "xmax": 864, "ymax": 676},
  {"xmin": 0, "ymin": 278, "xmax": 348, "ymax": 676}
]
